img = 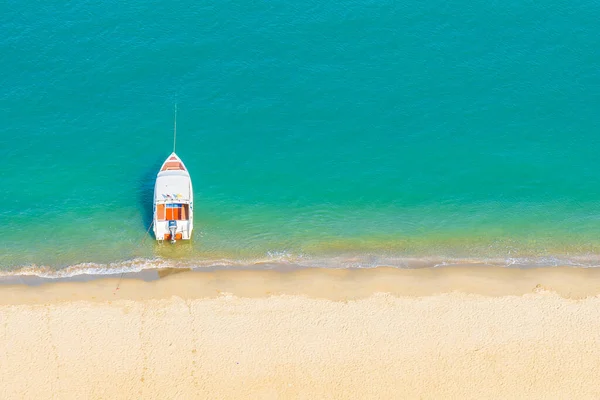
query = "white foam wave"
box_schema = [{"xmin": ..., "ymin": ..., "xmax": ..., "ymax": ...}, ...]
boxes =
[{"xmin": 2, "ymin": 253, "xmax": 600, "ymax": 280}]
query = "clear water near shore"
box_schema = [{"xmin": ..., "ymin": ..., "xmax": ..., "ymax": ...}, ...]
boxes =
[{"xmin": 2, "ymin": 0, "xmax": 600, "ymax": 275}]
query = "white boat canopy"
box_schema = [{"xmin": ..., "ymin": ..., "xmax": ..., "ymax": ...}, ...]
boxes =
[{"xmin": 154, "ymin": 171, "xmax": 192, "ymax": 203}]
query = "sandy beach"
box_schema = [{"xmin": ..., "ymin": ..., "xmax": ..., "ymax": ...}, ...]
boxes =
[{"xmin": 2, "ymin": 266, "xmax": 600, "ymax": 399}]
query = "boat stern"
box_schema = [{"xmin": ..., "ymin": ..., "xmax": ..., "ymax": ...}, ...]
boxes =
[{"xmin": 154, "ymin": 217, "xmax": 193, "ymax": 243}]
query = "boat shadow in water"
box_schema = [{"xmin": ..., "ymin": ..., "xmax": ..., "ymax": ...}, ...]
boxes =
[{"xmin": 139, "ymin": 159, "xmax": 163, "ymax": 234}]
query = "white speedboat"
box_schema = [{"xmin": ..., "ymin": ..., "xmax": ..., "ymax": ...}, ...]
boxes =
[{"xmin": 153, "ymin": 152, "xmax": 194, "ymax": 243}]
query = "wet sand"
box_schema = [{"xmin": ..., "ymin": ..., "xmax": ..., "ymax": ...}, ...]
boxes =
[{"xmin": 2, "ymin": 267, "xmax": 600, "ymax": 399}]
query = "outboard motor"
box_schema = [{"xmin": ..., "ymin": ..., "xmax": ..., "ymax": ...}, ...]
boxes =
[{"xmin": 168, "ymin": 220, "xmax": 177, "ymax": 244}]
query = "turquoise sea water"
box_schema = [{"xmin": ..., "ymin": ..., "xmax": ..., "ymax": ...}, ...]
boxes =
[{"xmin": 2, "ymin": 1, "xmax": 600, "ymax": 275}]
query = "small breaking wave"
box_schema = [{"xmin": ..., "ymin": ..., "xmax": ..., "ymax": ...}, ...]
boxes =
[
  {"xmin": 2, "ymin": 252, "xmax": 600, "ymax": 280},
  {"xmin": 0, "ymin": 253, "xmax": 307, "ymax": 279}
]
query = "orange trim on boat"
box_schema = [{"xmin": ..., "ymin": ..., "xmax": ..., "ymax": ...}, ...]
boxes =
[
  {"xmin": 161, "ymin": 162, "xmax": 185, "ymax": 171},
  {"xmin": 156, "ymin": 204, "xmax": 165, "ymax": 221},
  {"xmin": 164, "ymin": 233, "xmax": 183, "ymax": 241}
]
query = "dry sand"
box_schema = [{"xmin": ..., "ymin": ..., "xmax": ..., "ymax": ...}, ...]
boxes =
[{"xmin": 2, "ymin": 267, "xmax": 600, "ymax": 399}]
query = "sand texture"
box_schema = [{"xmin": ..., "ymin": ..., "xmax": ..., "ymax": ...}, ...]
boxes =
[{"xmin": 2, "ymin": 267, "xmax": 600, "ymax": 399}]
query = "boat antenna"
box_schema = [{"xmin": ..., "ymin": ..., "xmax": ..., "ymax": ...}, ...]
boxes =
[{"xmin": 173, "ymin": 103, "xmax": 178, "ymax": 153}]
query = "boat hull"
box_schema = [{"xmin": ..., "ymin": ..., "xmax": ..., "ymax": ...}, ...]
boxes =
[{"xmin": 152, "ymin": 153, "xmax": 193, "ymax": 242}]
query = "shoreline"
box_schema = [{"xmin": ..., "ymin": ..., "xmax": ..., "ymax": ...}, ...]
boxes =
[
  {"xmin": 5, "ymin": 251, "xmax": 600, "ymax": 282},
  {"xmin": 3, "ymin": 265, "xmax": 600, "ymax": 304}
]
